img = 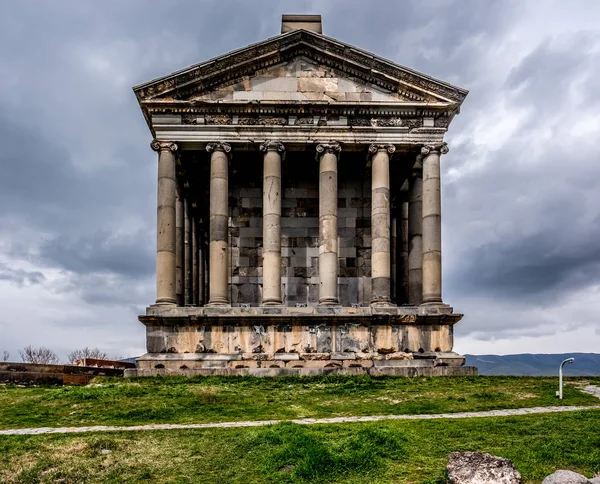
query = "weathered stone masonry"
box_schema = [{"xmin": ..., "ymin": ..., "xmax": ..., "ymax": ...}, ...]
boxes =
[{"xmin": 131, "ymin": 15, "xmax": 476, "ymax": 376}]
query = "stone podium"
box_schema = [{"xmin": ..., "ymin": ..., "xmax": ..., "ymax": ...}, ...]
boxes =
[{"xmin": 130, "ymin": 15, "xmax": 476, "ymax": 376}]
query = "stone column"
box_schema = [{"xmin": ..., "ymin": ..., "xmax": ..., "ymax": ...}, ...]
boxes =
[
  {"xmin": 206, "ymin": 142, "xmax": 231, "ymax": 306},
  {"xmin": 421, "ymin": 143, "xmax": 448, "ymax": 305},
  {"xmin": 184, "ymin": 197, "xmax": 192, "ymax": 305},
  {"xmin": 316, "ymin": 142, "xmax": 341, "ymax": 305},
  {"xmin": 260, "ymin": 141, "xmax": 284, "ymax": 306},
  {"xmin": 198, "ymin": 227, "xmax": 205, "ymax": 306},
  {"xmin": 175, "ymin": 181, "xmax": 184, "ymax": 306},
  {"xmin": 408, "ymin": 162, "xmax": 423, "ymax": 305},
  {"xmin": 192, "ymin": 215, "xmax": 199, "ymax": 305},
  {"xmin": 151, "ymin": 140, "xmax": 178, "ymax": 305},
  {"xmin": 369, "ymin": 144, "xmax": 395, "ymax": 305},
  {"xmin": 391, "ymin": 215, "xmax": 397, "ymax": 301},
  {"xmin": 400, "ymin": 195, "xmax": 409, "ymax": 304}
]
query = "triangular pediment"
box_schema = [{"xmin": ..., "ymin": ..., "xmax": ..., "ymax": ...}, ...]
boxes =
[
  {"xmin": 185, "ymin": 56, "xmax": 424, "ymax": 104},
  {"xmin": 134, "ymin": 30, "xmax": 467, "ymax": 107}
]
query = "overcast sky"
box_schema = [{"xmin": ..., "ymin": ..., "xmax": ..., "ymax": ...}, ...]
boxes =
[{"xmin": 1, "ymin": 0, "xmax": 599, "ymax": 361}]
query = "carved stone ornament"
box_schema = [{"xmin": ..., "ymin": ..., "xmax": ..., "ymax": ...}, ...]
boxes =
[
  {"xmin": 259, "ymin": 117, "xmax": 287, "ymax": 126},
  {"xmin": 181, "ymin": 114, "xmax": 197, "ymax": 125},
  {"xmin": 368, "ymin": 144, "xmax": 396, "ymax": 157},
  {"xmin": 259, "ymin": 141, "xmax": 285, "ymax": 153},
  {"xmin": 403, "ymin": 118, "xmax": 423, "ymax": 130},
  {"xmin": 315, "ymin": 142, "xmax": 342, "ymax": 157},
  {"xmin": 206, "ymin": 142, "xmax": 232, "ymax": 154},
  {"xmin": 238, "ymin": 117, "xmax": 258, "ymax": 125},
  {"xmin": 150, "ymin": 140, "xmax": 178, "ymax": 153},
  {"xmin": 349, "ymin": 118, "xmax": 370, "ymax": 127},
  {"xmin": 295, "ymin": 116, "xmax": 314, "ymax": 125},
  {"xmin": 205, "ymin": 114, "xmax": 232, "ymax": 125},
  {"xmin": 421, "ymin": 142, "xmax": 449, "ymax": 156},
  {"xmin": 434, "ymin": 116, "xmax": 450, "ymax": 128},
  {"xmin": 375, "ymin": 118, "xmax": 403, "ymax": 127}
]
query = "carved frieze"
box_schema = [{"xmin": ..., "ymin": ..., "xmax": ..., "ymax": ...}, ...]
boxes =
[
  {"xmin": 373, "ymin": 118, "xmax": 403, "ymax": 127},
  {"xmin": 205, "ymin": 115, "xmax": 232, "ymax": 125},
  {"xmin": 349, "ymin": 118, "xmax": 371, "ymax": 127},
  {"xmin": 295, "ymin": 116, "xmax": 314, "ymax": 125},
  {"xmin": 403, "ymin": 118, "xmax": 423, "ymax": 130},
  {"xmin": 182, "ymin": 114, "xmax": 197, "ymax": 125},
  {"xmin": 259, "ymin": 117, "xmax": 287, "ymax": 126},
  {"xmin": 238, "ymin": 117, "xmax": 259, "ymax": 125},
  {"xmin": 434, "ymin": 116, "xmax": 450, "ymax": 128}
]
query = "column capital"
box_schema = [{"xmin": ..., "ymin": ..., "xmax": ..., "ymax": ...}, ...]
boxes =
[
  {"xmin": 421, "ymin": 142, "xmax": 449, "ymax": 156},
  {"xmin": 367, "ymin": 143, "xmax": 396, "ymax": 159},
  {"xmin": 206, "ymin": 142, "xmax": 232, "ymax": 155},
  {"xmin": 316, "ymin": 142, "xmax": 341, "ymax": 158},
  {"xmin": 259, "ymin": 141, "xmax": 285, "ymax": 153},
  {"xmin": 151, "ymin": 140, "xmax": 178, "ymax": 153}
]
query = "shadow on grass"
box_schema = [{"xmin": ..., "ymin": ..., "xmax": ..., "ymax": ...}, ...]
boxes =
[{"xmin": 248, "ymin": 422, "xmax": 407, "ymax": 483}]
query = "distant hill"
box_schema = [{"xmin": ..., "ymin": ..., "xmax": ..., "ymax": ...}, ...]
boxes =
[{"xmin": 466, "ymin": 353, "xmax": 600, "ymax": 376}]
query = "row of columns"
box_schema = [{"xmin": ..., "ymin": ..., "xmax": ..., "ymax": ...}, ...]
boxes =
[{"xmin": 151, "ymin": 139, "xmax": 448, "ymax": 308}]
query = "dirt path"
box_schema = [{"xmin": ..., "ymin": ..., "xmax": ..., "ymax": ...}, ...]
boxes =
[{"xmin": 1, "ymin": 404, "xmax": 599, "ymax": 436}]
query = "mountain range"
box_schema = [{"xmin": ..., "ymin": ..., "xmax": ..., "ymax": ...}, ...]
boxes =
[{"xmin": 465, "ymin": 353, "xmax": 600, "ymax": 376}]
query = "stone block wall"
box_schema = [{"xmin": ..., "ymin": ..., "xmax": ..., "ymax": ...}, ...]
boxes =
[{"xmin": 228, "ymin": 153, "xmax": 373, "ymax": 306}]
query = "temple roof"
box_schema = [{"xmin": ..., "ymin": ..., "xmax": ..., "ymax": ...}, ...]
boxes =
[{"xmin": 134, "ymin": 29, "xmax": 467, "ymax": 106}]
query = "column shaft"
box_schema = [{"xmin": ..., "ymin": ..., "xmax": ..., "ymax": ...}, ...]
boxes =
[
  {"xmin": 391, "ymin": 215, "xmax": 397, "ymax": 302},
  {"xmin": 198, "ymin": 227, "xmax": 205, "ymax": 306},
  {"xmin": 369, "ymin": 144, "xmax": 395, "ymax": 305},
  {"xmin": 184, "ymin": 197, "xmax": 192, "ymax": 305},
  {"xmin": 260, "ymin": 142, "xmax": 284, "ymax": 305},
  {"xmin": 317, "ymin": 143, "xmax": 341, "ymax": 305},
  {"xmin": 408, "ymin": 168, "xmax": 423, "ymax": 305},
  {"xmin": 192, "ymin": 216, "xmax": 199, "ymax": 305},
  {"xmin": 207, "ymin": 143, "xmax": 231, "ymax": 306},
  {"xmin": 400, "ymin": 197, "xmax": 409, "ymax": 304},
  {"xmin": 151, "ymin": 140, "xmax": 178, "ymax": 305},
  {"xmin": 175, "ymin": 181, "xmax": 184, "ymax": 306},
  {"xmin": 421, "ymin": 143, "xmax": 448, "ymax": 304}
]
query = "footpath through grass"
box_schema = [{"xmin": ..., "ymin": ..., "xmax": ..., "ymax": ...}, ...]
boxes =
[
  {"xmin": 0, "ymin": 375, "xmax": 598, "ymax": 430},
  {"xmin": 1, "ymin": 410, "xmax": 599, "ymax": 483}
]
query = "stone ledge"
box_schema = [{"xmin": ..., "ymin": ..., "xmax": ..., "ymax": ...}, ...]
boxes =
[{"xmin": 125, "ymin": 366, "xmax": 478, "ymax": 378}]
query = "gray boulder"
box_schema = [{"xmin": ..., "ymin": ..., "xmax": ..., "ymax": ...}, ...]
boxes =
[
  {"xmin": 542, "ymin": 470, "xmax": 590, "ymax": 484},
  {"xmin": 447, "ymin": 452, "xmax": 522, "ymax": 484},
  {"xmin": 588, "ymin": 478, "xmax": 600, "ymax": 484}
]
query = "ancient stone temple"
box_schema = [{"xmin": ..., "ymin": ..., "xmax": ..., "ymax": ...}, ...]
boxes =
[{"xmin": 131, "ymin": 15, "xmax": 477, "ymax": 376}]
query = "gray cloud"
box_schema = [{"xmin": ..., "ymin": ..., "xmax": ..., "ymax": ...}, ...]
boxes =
[
  {"xmin": 0, "ymin": 263, "xmax": 45, "ymax": 286},
  {"xmin": 1, "ymin": 0, "xmax": 599, "ymax": 356}
]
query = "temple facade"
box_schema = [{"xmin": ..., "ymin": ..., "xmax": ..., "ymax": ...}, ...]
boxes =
[{"xmin": 131, "ymin": 16, "xmax": 477, "ymax": 376}]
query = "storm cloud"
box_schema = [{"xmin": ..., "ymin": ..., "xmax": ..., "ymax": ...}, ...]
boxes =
[{"xmin": 1, "ymin": 0, "xmax": 599, "ymax": 359}]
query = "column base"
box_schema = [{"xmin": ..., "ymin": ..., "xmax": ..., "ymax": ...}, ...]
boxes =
[
  {"xmin": 318, "ymin": 298, "xmax": 340, "ymax": 306},
  {"xmin": 421, "ymin": 299, "xmax": 446, "ymax": 307},
  {"xmin": 206, "ymin": 297, "xmax": 230, "ymax": 307},
  {"xmin": 370, "ymin": 299, "xmax": 396, "ymax": 307},
  {"xmin": 261, "ymin": 299, "xmax": 283, "ymax": 306},
  {"xmin": 152, "ymin": 298, "xmax": 177, "ymax": 307}
]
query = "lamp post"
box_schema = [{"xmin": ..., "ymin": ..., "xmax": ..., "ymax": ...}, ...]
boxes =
[{"xmin": 557, "ymin": 357, "xmax": 575, "ymax": 400}]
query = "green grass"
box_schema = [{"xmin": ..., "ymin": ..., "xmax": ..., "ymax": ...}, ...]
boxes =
[
  {"xmin": 0, "ymin": 375, "xmax": 597, "ymax": 429},
  {"xmin": 1, "ymin": 410, "xmax": 599, "ymax": 483}
]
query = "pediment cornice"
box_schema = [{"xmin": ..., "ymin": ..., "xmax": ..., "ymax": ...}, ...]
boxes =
[{"xmin": 133, "ymin": 30, "xmax": 468, "ymax": 106}]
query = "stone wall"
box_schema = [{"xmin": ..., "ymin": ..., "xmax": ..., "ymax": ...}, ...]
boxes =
[{"xmin": 228, "ymin": 152, "xmax": 373, "ymax": 306}]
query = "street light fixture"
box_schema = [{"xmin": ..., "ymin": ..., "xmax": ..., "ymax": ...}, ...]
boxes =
[{"xmin": 557, "ymin": 357, "xmax": 575, "ymax": 400}]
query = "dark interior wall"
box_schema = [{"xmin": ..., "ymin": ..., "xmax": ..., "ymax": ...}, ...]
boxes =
[
  {"xmin": 184, "ymin": 148, "xmax": 410, "ymax": 307},
  {"xmin": 227, "ymin": 150, "xmax": 374, "ymax": 306}
]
